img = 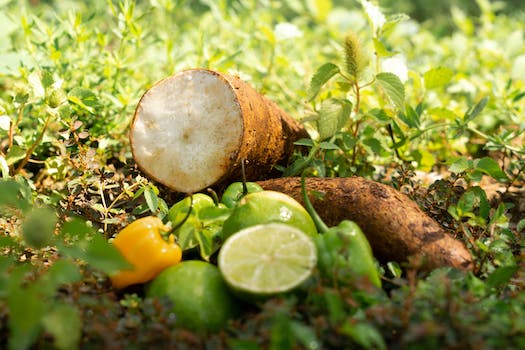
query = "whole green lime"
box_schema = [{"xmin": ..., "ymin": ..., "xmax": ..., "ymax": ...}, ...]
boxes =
[
  {"xmin": 222, "ymin": 190, "xmax": 317, "ymax": 239},
  {"xmin": 146, "ymin": 260, "xmax": 240, "ymax": 333}
]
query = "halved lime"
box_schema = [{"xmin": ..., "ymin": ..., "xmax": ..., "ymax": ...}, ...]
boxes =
[{"xmin": 218, "ymin": 223, "xmax": 317, "ymax": 298}]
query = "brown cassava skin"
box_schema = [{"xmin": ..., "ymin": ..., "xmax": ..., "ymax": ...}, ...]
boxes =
[
  {"xmin": 258, "ymin": 177, "xmax": 474, "ymax": 271},
  {"xmin": 130, "ymin": 69, "xmax": 308, "ymax": 193},
  {"xmin": 218, "ymin": 71, "xmax": 309, "ymax": 183}
]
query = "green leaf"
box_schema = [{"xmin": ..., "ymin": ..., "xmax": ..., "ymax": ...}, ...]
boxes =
[
  {"xmin": 448, "ymin": 157, "xmax": 472, "ymax": 173},
  {"xmin": 44, "ymin": 260, "xmax": 82, "ymax": 287},
  {"xmin": 517, "ymin": 219, "xmax": 525, "ymax": 232},
  {"xmin": 291, "ymin": 321, "xmax": 320, "ymax": 350},
  {"xmin": 464, "ymin": 97, "xmax": 489, "ymax": 123},
  {"xmin": 308, "ymin": 63, "xmax": 340, "ymax": 101},
  {"xmin": 424, "ymin": 66, "xmax": 454, "ymax": 89},
  {"xmin": 341, "ymin": 321, "xmax": 386, "ymax": 350},
  {"xmin": 398, "ymin": 104, "xmax": 420, "ymax": 129},
  {"xmin": 451, "ymin": 186, "xmax": 490, "ymax": 222},
  {"xmin": 59, "ymin": 216, "xmax": 94, "ymax": 242},
  {"xmin": 0, "ymin": 155, "xmax": 8, "ymax": 179},
  {"xmin": 486, "ymin": 265, "xmax": 518, "ymax": 290},
  {"xmin": 294, "ymin": 138, "xmax": 315, "ymax": 147},
  {"xmin": 382, "ymin": 13, "xmax": 410, "ymax": 34},
  {"xmin": 22, "ymin": 206, "xmax": 57, "ymax": 249},
  {"xmin": 376, "ymin": 72, "xmax": 405, "ymax": 110},
  {"xmin": 42, "ymin": 303, "xmax": 82, "ymax": 350},
  {"xmin": 6, "ymin": 145, "xmax": 27, "ymax": 166},
  {"xmin": 7, "ymin": 281, "xmax": 47, "ymax": 350},
  {"xmin": 270, "ymin": 311, "xmax": 294, "ymax": 350},
  {"xmin": 316, "ymin": 99, "xmax": 352, "ymax": 140},
  {"xmin": 474, "ymin": 157, "xmax": 508, "ymax": 181},
  {"xmin": 195, "ymin": 224, "xmax": 222, "ymax": 261},
  {"xmin": 373, "ymin": 38, "xmax": 393, "ymax": 57},
  {"xmin": 319, "ymin": 141, "xmax": 341, "ymax": 150},
  {"xmin": 144, "ymin": 185, "xmax": 159, "ymax": 213},
  {"xmin": 83, "ymin": 235, "xmax": 132, "ymax": 274},
  {"xmin": 68, "ymin": 88, "xmax": 98, "ymax": 114},
  {"xmin": 0, "ymin": 179, "xmax": 31, "ymax": 212}
]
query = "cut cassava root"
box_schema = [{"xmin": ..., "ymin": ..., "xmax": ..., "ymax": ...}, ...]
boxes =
[
  {"xmin": 258, "ymin": 177, "xmax": 474, "ymax": 271},
  {"xmin": 130, "ymin": 69, "xmax": 308, "ymax": 193}
]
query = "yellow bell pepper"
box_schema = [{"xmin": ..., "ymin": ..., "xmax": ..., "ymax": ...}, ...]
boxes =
[{"xmin": 110, "ymin": 216, "xmax": 182, "ymax": 289}]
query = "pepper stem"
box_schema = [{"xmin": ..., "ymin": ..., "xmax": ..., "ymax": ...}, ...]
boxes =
[
  {"xmin": 241, "ymin": 158, "xmax": 248, "ymax": 196},
  {"xmin": 301, "ymin": 171, "xmax": 329, "ymax": 234}
]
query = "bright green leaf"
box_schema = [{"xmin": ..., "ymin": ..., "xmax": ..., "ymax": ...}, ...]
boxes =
[
  {"xmin": 308, "ymin": 63, "xmax": 340, "ymax": 101},
  {"xmin": 424, "ymin": 66, "xmax": 454, "ymax": 89},
  {"xmin": 144, "ymin": 185, "xmax": 159, "ymax": 213},
  {"xmin": 373, "ymin": 38, "xmax": 393, "ymax": 57},
  {"xmin": 474, "ymin": 157, "xmax": 508, "ymax": 182},
  {"xmin": 448, "ymin": 157, "xmax": 472, "ymax": 174},
  {"xmin": 316, "ymin": 99, "xmax": 351, "ymax": 140},
  {"xmin": 376, "ymin": 72, "xmax": 405, "ymax": 110}
]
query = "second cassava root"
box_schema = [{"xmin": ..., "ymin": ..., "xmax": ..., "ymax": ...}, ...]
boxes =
[{"xmin": 258, "ymin": 176, "xmax": 474, "ymax": 271}]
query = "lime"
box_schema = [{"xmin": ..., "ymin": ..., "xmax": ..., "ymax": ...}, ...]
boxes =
[
  {"xmin": 146, "ymin": 260, "xmax": 240, "ymax": 333},
  {"xmin": 221, "ymin": 181, "xmax": 263, "ymax": 208},
  {"xmin": 218, "ymin": 223, "xmax": 317, "ymax": 298},
  {"xmin": 222, "ymin": 190, "xmax": 317, "ymax": 239}
]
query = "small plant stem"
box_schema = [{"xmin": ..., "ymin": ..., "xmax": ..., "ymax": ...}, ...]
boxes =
[
  {"xmin": 13, "ymin": 113, "xmax": 52, "ymax": 175},
  {"xmin": 351, "ymin": 82, "xmax": 361, "ymax": 167},
  {"xmin": 6, "ymin": 102, "xmax": 25, "ymax": 154},
  {"xmin": 99, "ymin": 183, "xmax": 110, "ymax": 233}
]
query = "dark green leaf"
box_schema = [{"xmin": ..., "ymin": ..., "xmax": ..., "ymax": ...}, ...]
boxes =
[
  {"xmin": 291, "ymin": 321, "xmax": 320, "ymax": 350},
  {"xmin": 517, "ymin": 219, "xmax": 525, "ymax": 232},
  {"xmin": 376, "ymin": 72, "xmax": 405, "ymax": 109},
  {"xmin": 83, "ymin": 235, "xmax": 131, "ymax": 274},
  {"xmin": 0, "ymin": 179, "xmax": 31, "ymax": 212},
  {"xmin": 464, "ymin": 97, "xmax": 489, "ymax": 123},
  {"xmin": 486, "ymin": 265, "xmax": 518, "ymax": 290},
  {"xmin": 7, "ymin": 283, "xmax": 47, "ymax": 350},
  {"xmin": 269, "ymin": 312, "xmax": 294, "ymax": 350},
  {"xmin": 308, "ymin": 63, "xmax": 340, "ymax": 101},
  {"xmin": 42, "ymin": 303, "xmax": 82, "ymax": 350},
  {"xmin": 60, "ymin": 216, "xmax": 94, "ymax": 241},
  {"xmin": 22, "ymin": 207, "xmax": 57, "ymax": 249},
  {"xmin": 341, "ymin": 321, "xmax": 386, "ymax": 350},
  {"xmin": 398, "ymin": 104, "xmax": 420, "ymax": 129},
  {"xmin": 44, "ymin": 260, "xmax": 82, "ymax": 287}
]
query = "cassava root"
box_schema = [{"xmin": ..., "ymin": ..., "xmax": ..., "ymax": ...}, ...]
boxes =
[{"xmin": 258, "ymin": 176, "xmax": 474, "ymax": 271}]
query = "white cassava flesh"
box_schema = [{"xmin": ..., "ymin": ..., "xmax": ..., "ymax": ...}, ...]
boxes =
[
  {"xmin": 130, "ymin": 69, "xmax": 308, "ymax": 193},
  {"xmin": 131, "ymin": 70, "xmax": 243, "ymax": 193}
]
